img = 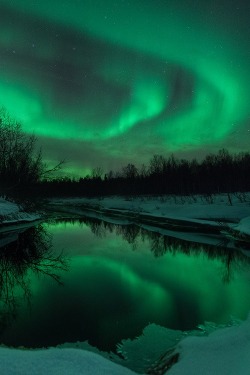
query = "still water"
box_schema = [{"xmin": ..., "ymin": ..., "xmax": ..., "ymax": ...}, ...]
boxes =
[{"xmin": 0, "ymin": 217, "xmax": 250, "ymax": 352}]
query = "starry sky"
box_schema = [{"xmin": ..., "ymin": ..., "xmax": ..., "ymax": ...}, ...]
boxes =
[{"xmin": 0, "ymin": 0, "xmax": 250, "ymax": 177}]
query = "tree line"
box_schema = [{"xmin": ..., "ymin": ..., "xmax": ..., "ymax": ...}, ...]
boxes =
[{"xmin": 36, "ymin": 148, "xmax": 250, "ymax": 198}]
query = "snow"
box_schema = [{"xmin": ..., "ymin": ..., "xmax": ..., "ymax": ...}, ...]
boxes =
[
  {"xmin": 0, "ymin": 197, "xmax": 40, "ymax": 224},
  {"xmin": 0, "ymin": 197, "xmax": 19, "ymax": 216},
  {"xmin": 168, "ymin": 314, "xmax": 250, "ymax": 375},
  {"xmin": 232, "ymin": 216, "xmax": 250, "ymax": 237},
  {"xmin": 51, "ymin": 193, "xmax": 250, "ymax": 239},
  {"xmin": 1, "ymin": 193, "xmax": 250, "ymax": 374},
  {"xmin": 0, "ymin": 347, "xmax": 137, "ymax": 375}
]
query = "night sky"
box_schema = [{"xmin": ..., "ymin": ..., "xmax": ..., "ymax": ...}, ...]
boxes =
[{"xmin": 1, "ymin": 0, "xmax": 250, "ymax": 177}]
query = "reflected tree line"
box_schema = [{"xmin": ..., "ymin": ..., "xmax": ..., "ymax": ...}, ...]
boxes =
[
  {"xmin": 36, "ymin": 149, "xmax": 250, "ymax": 198},
  {"xmin": 57, "ymin": 217, "xmax": 250, "ymax": 284},
  {"xmin": 0, "ymin": 225, "xmax": 68, "ymax": 334},
  {"xmin": 91, "ymin": 219, "xmax": 250, "ymax": 283}
]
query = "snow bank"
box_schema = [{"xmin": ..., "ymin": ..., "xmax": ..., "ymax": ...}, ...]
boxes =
[
  {"xmin": 51, "ymin": 194, "xmax": 250, "ymax": 236},
  {"xmin": 0, "ymin": 347, "xmax": 137, "ymax": 375},
  {"xmin": 0, "ymin": 198, "xmax": 19, "ymax": 216},
  {"xmin": 168, "ymin": 314, "xmax": 250, "ymax": 375},
  {"xmin": 51, "ymin": 194, "xmax": 250, "ymax": 221},
  {"xmin": 232, "ymin": 216, "xmax": 250, "ymax": 237},
  {"xmin": 0, "ymin": 197, "xmax": 40, "ymax": 224}
]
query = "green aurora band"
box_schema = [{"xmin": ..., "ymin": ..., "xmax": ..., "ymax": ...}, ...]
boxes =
[{"xmin": 0, "ymin": 1, "xmax": 250, "ymax": 175}]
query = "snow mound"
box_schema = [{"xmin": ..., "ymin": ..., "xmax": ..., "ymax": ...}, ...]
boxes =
[
  {"xmin": 0, "ymin": 198, "xmax": 40, "ymax": 224},
  {"xmin": 0, "ymin": 347, "xmax": 137, "ymax": 375},
  {"xmin": 168, "ymin": 314, "xmax": 250, "ymax": 375},
  {"xmin": 232, "ymin": 216, "xmax": 250, "ymax": 237},
  {"xmin": 0, "ymin": 198, "xmax": 19, "ymax": 216}
]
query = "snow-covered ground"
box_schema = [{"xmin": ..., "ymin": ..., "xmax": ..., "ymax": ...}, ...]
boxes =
[
  {"xmin": 233, "ymin": 216, "xmax": 250, "ymax": 236},
  {"xmin": 51, "ymin": 194, "xmax": 250, "ymax": 221},
  {"xmin": 50, "ymin": 193, "xmax": 250, "ymax": 240},
  {"xmin": 0, "ymin": 347, "xmax": 137, "ymax": 375},
  {"xmin": 0, "ymin": 197, "xmax": 40, "ymax": 225},
  {"xmin": 1, "ymin": 193, "xmax": 250, "ymax": 374},
  {"xmin": 168, "ymin": 314, "xmax": 250, "ymax": 375}
]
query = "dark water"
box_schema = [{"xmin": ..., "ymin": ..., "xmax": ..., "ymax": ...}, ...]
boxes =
[{"xmin": 0, "ymin": 218, "xmax": 250, "ymax": 352}]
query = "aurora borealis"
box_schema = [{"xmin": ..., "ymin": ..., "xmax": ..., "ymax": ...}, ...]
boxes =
[{"xmin": 1, "ymin": 1, "xmax": 250, "ymax": 176}]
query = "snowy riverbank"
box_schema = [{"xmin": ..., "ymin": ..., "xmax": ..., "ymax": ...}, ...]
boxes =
[
  {"xmin": 0, "ymin": 197, "xmax": 40, "ymax": 225},
  {"xmin": 2, "ymin": 192, "xmax": 249, "ymax": 237},
  {"xmin": 1, "ymin": 193, "xmax": 250, "ymax": 374},
  {"xmin": 50, "ymin": 193, "xmax": 250, "ymax": 242}
]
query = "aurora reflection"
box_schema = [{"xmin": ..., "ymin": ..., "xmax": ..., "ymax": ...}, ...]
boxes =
[{"xmin": 2, "ymin": 220, "xmax": 250, "ymax": 350}]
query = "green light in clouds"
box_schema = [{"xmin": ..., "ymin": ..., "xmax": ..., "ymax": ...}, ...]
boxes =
[
  {"xmin": 115, "ymin": 77, "xmax": 167, "ymax": 136},
  {"xmin": 0, "ymin": 0, "xmax": 250, "ymax": 175},
  {"xmin": 0, "ymin": 80, "xmax": 42, "ymax": 124},
  {"xmin": 157, "ymin": 73, "xmax": 241, "ymax": 148}
]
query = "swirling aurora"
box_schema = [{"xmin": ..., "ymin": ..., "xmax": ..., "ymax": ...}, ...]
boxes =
[{"xmin": 0, "ymin": 0, "xmax": 250, "ymax": 176}]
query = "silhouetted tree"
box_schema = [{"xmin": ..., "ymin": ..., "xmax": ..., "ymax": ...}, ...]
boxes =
[
  {"xmin": 122, "ymin": 163, "xmax": 138, "ymax": 179},
  {"xmin": 0, "ymin": 108, "xmax": 64, "ymax": 197},
  {"xmin": 0, "ymin": 109, "xmax": 44, "ymax": 187}
]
